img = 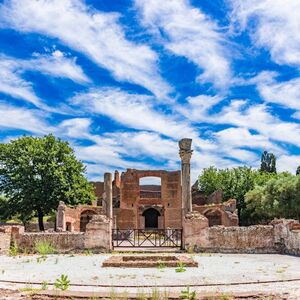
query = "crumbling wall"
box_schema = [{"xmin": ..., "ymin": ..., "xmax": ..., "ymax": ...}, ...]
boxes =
[
  {"xmin": 0, "ymin": 233, "xmax": 11, "ymax": 255},
  {"xmin": 184, "ymin": 218, "xmax": 300, "ymax": 255},
  {"xmin": 15, "ymin": 232, "xmax": 85, "ymax": 252},
  {"xmin": 272, "ymin": 219, "xmax": 300, "ymax": 256},
  {"xmin": 191, "ymin": 225, "xmax": 276, "ymax": 253}
]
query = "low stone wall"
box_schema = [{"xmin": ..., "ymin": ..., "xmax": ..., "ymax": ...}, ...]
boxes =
[
  {"xmin": 0, "ymin": 233, "xmax": 11, "ymax": 255},
  {"xmin": 184, "ymin": 218, "xmax": 300, "ymax": 256},
  {"xmin": 15, "ymin": 232, "xmax": 85, "ymax": 253},
  {"xmin": 192, "ymin": 225, "xmax": 276, "ymax": 253}
]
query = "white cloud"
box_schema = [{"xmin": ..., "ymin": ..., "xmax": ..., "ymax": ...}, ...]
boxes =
[
  {"xmin": 0, "ymin": 57, "xmax": 42, "ymax": 106},
  {"xmin": 214, "ymin": 127, "xmax": 281, "ymax": 152},
  {"xmin": 230, "ymin": 0, "xmax": 300, "ymax": 68},
  {"xmin": 277, "ymin": 154, "xmax": 300, "ymax": 174},
  {"xmin": 70, "ymin": 88, "xmax": 215, "ymax": 150},
  {"xmin": 0, "ymin": 0, "xmax": 170, "ymax": 98},
  {"xmin": 0, "ymin": 102, "xmax": 50, "ymax": 133},
  {"xmin": 176, "ymin": 94, "xmax": 222, "ymax": 121},
  {"xmin": 135, "ymin": 0, "xmax": 232, "ymax": 89},
  {"xmin": 252, "ymin": 71, "xmax": 300, "ymax": 111},
  {"xmin": 0, "ymin": 51, "xmax": 89, "ymax": 108},
  {"xmin": 25, "ymin": 51, "xmax": 90, "ymax": 83}
]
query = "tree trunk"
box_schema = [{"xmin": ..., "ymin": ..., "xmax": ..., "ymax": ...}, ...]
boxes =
[{"xmin": 37, "ymin": 208, "xmax": 45, "ymax": 231}]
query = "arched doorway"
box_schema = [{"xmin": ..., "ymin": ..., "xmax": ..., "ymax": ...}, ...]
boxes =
[
  {"xmin": 142, "ymin": 208, "xmax": 160, "ymax": 229},
  {"xmin": 80, "ymin": 210, "xmax": 96, "ymax": 232}
]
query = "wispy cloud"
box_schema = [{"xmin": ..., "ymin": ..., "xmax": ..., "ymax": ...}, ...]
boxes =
[
  {"xmin": 230, "ymin": 0, "xmax": 300, "ymax": 68},
  {"xmin": 251, "ymin": 71, "xmax": 300, "ymax": 111},
  {"xmin": 70, "ymin": 88, "xmax": 211, "ymax": 147},
  {"xmin": 0, "ymin": 0, "xmax": 171, "ymax": 98},
  {"xmin": 23, "ymin": 50, "xmax": 90, "ymax": 83},
  {"xmin": 0, "ymin": 57, "xmax": 42, "ymax": 106},
  {"xmin": 0, "ymin": 50, "xmax": 89, "ymax": 108},
  {"xmin": 0, "ymin": 102, "xmax": 50, "ymax": 133},
  {"xmin": 135, "ymin": 0, "xmax": 232, "ymax": 89}
]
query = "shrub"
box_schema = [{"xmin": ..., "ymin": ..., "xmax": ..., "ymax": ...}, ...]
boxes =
[{"xmin": 34, "ymin": 240, "xmax": 56, "ymax": 255}]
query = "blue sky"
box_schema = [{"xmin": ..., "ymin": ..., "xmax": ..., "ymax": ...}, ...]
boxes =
[{"xmin": 0, "ymin": 0, "xmax": 299, "ymax": 182}]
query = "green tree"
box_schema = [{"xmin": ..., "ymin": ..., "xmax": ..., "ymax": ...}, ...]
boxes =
[
  {"xmin": 296, "ymin": 166, "xmax": 300, "ymax": 176},
  {"xmin": 245, "ymin": 174, "xmax": 300, "ymax": 223},
  {"xmin": 0, "ymin": 135, "xmax": 95, "ymax": 230},
  {"xmin": 260, "ymin": 151, "xmax": 277, "ymax": 173},
  {"xmin": 198, "ymin": 166, "xmax": 279, "ymax": 225}
]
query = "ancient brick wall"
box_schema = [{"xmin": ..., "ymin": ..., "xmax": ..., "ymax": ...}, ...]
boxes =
[
  {"xmin": 183, "ymin": 218, "xmax": 300, "ymax": 255},
  {"xmin": 15, "ymin": 232, "xmax": 85, "ymax": 252},
  {"xmin": 194, "ymin": 225, "xmax": 276, "ymax": 253},
  {"xmin": 0, "ymin": 233, "xmax": 11, "ymax": 255},
  {"xmin": 118, "ymin": 169, "xmax": 182, "ymax": 229}
]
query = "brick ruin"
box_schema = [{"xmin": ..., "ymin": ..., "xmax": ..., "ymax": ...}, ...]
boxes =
[
  {"xmin": 57, "ymin": 138, "xmax": 238, "ymax": 233},
  {"xmin": 0, "ymin": 137, "xmax": 298, "ymax": 255}
]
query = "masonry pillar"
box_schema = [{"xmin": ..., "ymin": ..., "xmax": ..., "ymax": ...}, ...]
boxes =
[
  {"xmin": 56, "ymin": 201, "xmax": 66, "ymax": 232},
  {"xmin": 84, "ymin": 215, "xmax": 112, "ymax": 252},
  {"xmin": 179, "ymin": 138, "xmax": 193, "ymax": 214},
  {"xmin": 104, "ymin": 172, "xmax": 113, "ymax": 220}
]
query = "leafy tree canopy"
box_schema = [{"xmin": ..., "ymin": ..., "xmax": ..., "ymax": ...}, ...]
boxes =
[
  {"xmin": 0, "ymin": 134, "xmax": 95, "ymax": 230},
  {"xmin": 245, "ymin": 174, "xmax": 300, "ymax": 223},
  {"xmin": 296, "ymin": 166, "xmax": 300, "ymax": 176},
  {"xmin": 198, "ymin": 166, "xmax": 289, "ymax": 225}
]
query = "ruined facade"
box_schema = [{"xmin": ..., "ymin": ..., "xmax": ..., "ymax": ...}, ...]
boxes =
[{"xmin": 56, "ymin": 138, "xmax": 238, "ymax": 233}]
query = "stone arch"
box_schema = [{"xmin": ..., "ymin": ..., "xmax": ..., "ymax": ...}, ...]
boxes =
[
  {"xmin": 80, "ymin": 210, "xmax": 97, "ymax": 232},
  {"xmin": 203, "ymin": 208, "xmax": 222, "ymax": 227},
  {"xmin": 142, "ymin": 207, "xmax": 161, "ymax": 229}
]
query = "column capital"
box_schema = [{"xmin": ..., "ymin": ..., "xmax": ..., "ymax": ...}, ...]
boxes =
[{"xmin": 179, "ymin": 149, "xmax": 193, "ymax": 163}]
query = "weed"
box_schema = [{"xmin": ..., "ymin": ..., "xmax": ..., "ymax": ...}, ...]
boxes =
[
  {"xmin": 179, "ymin": 286, "xmax": 196, "ymax": 300},
  {"xmin": 109, "ymin": 288, "xmax": 117, "ymax": 300},
  {"xmin": 34, "ymin": 241, "xmax": 55, "ymax": 255},
  {"xmin": 9, "ymin": 242, "xmax": 19, "ymax": 257},
  {"xmin": 175, "ymin": 261, "xmax": 186, "ymax": 273},
  {"xmin": 157, "ymin": 261, "xmax": 166, "ymax": 272},
  {"xmin": 19, "ymin": 287, "xmax": 41, "ymax": 293},
  {"xmin": 84, "ymin": 249, "xmax": 93, "ymax": 255},
  {"xmin": 150, "ymin": 288, "xmax": 160, "ymax": 300},
  {"xmin": 220, "ymin": 294, "xmax": 233, "ymax": 300},
  {"xmin": 54, "ymin": 274, "xmax": 70, "ymax": 291},
  {"xmin": 36, "ymin": 255, "xmax": 47, "ymax": 263},
  {"xmin": 136, "ymin": 290, "xmax": 147, "ymax": 300},
  {"xmin": 41, "ymin": 281, "xmax": 48, "ymax": 290}
]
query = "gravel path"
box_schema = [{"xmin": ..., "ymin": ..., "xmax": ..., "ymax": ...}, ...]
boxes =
[{"xmin": 0, "ymin": 253, "xmax": 299, "ymax": 298}]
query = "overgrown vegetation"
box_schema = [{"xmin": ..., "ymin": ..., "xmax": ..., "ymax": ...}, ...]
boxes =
[
  {"xmin": 34, "ymin": 240, "xmax": 56, "ymax": 255},
  {"xmin": 180, "ymin": 286, "xmax": 196, "ymax": 300},
  {"xmin": 198, "ymin": 164, "xmax": 299, "ymax": 225}
]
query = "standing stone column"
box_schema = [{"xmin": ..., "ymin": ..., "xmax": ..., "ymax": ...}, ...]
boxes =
[
  {"xmin": 179, "ymin": 138, "xmax": 193, "ymax": 214},
  {"xmin": 104, "ymin": 172, "xmax": 113, "ymax": 220}
]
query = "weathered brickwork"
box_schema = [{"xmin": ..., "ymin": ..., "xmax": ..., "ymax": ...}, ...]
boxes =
[
  {"xmin": 15, "ymin": 232, "xmax": 85, "ymax": 252},
  {"xmin": 183, "ymin": 218, "xmax": 300, "ymax": 256},
  {"xmin": 0, "ymin": 233, "xmax": 11, "ymax": 255}
]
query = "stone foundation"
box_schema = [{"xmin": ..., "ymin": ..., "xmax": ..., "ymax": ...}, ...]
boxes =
[
  {"xmin": 15, "ymin": 232, "xmax": 85, "ymax": 253},
  {"xmin": 183, "ymin": 218, "xmax": 300, "ymax": 256}
]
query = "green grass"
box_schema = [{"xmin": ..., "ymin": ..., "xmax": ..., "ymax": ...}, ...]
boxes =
[
  {"xmin": 9, "ymin": 242, "xmax": 19, "ymax": 256},
  {"xmin": 34, "ymin": 240, "xmax": 56, "ymax": 255}
]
